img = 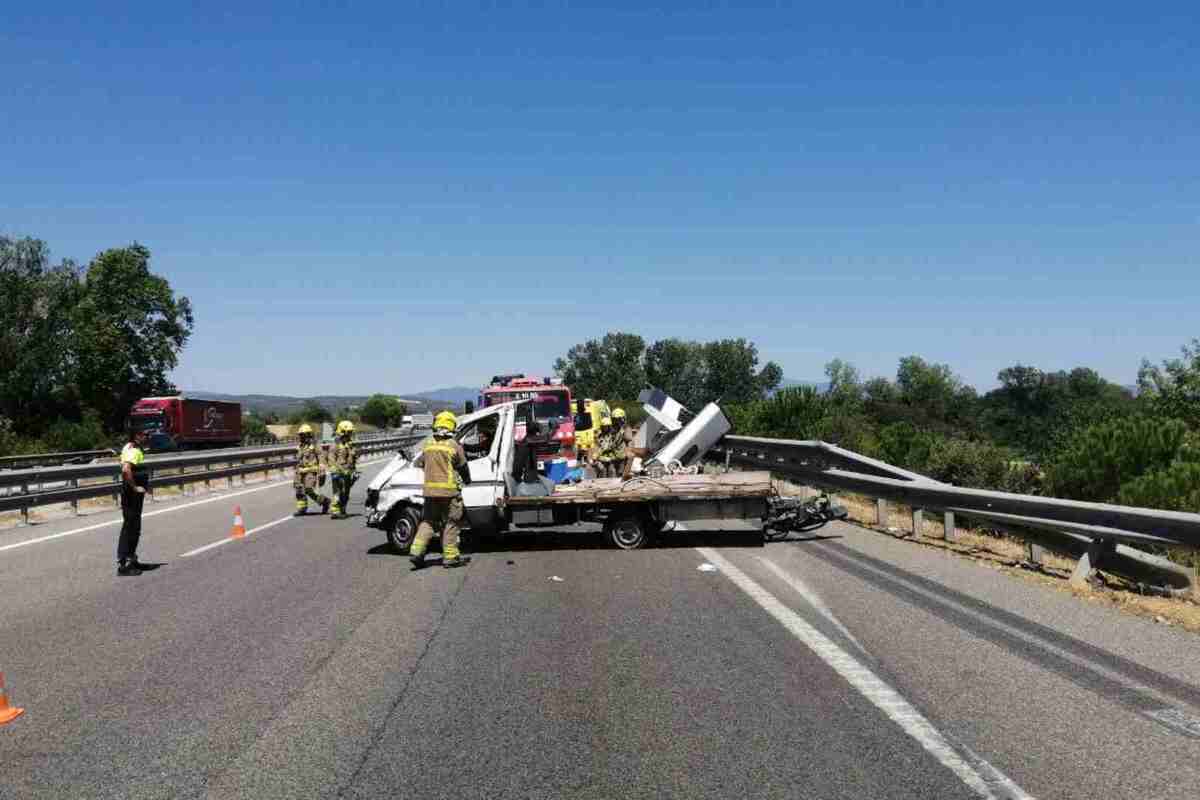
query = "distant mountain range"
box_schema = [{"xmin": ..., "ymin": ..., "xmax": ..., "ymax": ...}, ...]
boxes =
[
  {"xmin": 188, "ymin": 379, "xmax": 821, "ymax": 416},
  {"xmin": 185, "ymin": 387, "xmax": 479, "ymax": 416}
]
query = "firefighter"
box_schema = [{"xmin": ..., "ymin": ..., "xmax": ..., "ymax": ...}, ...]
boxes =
[
  {"xmin": 596, "ymin": 414, "xmax": 615, "ymax": 477},
  {"xmin": 608, "ymin": 407, "xmax": 634, "ymax": 478},
  {"xmin": 409, "ymin": 411, "xmax": 472, "ymax": 569},
  {"xmin": 329, "ymin": 420, "xmax": 358, "ymax": 519},
  {"xmin": 293, "ymin": 423, "xmax": 330, "ymax": 516}
]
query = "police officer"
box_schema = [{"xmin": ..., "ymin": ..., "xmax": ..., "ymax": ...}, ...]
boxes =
[
  {"xmin": 293, "ymin": 423, "xmax": 331, "ymax": 516},
  {"xmin": 117, "ymin": 428, "xmax": 150, "ymax": 576},
  {"xmin": 409, "ymin": 411, "xmax": 471, "ymax": 569},
  {"xmin": 329, "ymin": 420, "xmax": 358, "ymax": 519}
]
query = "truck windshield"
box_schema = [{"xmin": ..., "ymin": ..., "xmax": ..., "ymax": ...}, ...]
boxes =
[
  {"xmin": 486, "ymin": 391, "xmax": 570, "ymax": 420},
  {"xmin": 129, "ymin": 413, "xmax": 165, "ymax": 433}
]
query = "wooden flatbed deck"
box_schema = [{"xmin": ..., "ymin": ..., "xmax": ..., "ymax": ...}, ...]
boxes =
[{"xmin": 506, "ymin": 470, "xmax": 773, "ymax": 506}]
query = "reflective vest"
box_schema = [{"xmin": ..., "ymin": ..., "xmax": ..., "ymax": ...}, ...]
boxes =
[
  {"xmin": 420, "ymin": 437, "xmax": 466, "ymax": 498},
  {"xmin": 121, "ymin": 442, "xmax": 148, "ymax": 487}
]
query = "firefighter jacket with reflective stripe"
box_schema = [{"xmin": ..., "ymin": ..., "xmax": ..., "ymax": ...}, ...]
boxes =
[
  {"xmin": 329, "ymin": 440, "xmax": 357, "ymax": 474},
  {"xmin": 296, "ymin": 443, "xmax": 324, "ymax": 474},
  {"xmin": 415, "ymin": 436, "xmax": 467, "ymax": 498}
]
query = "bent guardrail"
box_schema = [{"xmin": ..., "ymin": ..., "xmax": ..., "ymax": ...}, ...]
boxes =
[
  {"xmin": 0, "ymin": 434, "xmax": 425, "ymax": 526},
  {"xmin": 711, "ymin": 436, "xmax": 1200, "ymax": 594}
]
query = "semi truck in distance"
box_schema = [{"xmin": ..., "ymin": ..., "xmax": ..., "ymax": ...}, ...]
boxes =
[{"xmin": 127, "ymin": 396, "xmax": 243, "ymax": 452}]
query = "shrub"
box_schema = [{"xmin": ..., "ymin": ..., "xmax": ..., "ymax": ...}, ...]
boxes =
[
  {"xmin": 1044, "ymin": 415, "xmax": 1189, "ymax": 502},
  {"xmin": 923, "ymin": 437, "xmax": 1010, "ymax": 488},
  {"xmin": 41, "ymin": 412, "xmax": 110, "ymax": 452}
]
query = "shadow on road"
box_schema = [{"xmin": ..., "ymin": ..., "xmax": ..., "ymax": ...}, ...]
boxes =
[{"xmin": 366, "ymin": 529, "xmax": 764, "ymax": 557}]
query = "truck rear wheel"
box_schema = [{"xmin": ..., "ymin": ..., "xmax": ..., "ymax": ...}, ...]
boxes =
[
  {"xmin": 387, "ymin": 506, "xmax": 422, "ymax": 554},
  {"xmin": 605, "ymin": 514, "xmax": 647, "ymax": 550}
]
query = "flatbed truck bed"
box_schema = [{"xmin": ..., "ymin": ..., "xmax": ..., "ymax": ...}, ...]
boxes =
[{"xmin": 503, "ymin": 471, "xmax": 773, "ymax": 549}]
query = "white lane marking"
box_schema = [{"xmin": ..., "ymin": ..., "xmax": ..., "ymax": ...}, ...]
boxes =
[
  {"xmin": 756, "ymin": 556, "xmax": 869, "ymax": 656},
  {"xmin": 697, "ymin": 547, "xmax": 1034, "ymax": 800},
  {"xmin": 0, "ymin": 456, "xmax": 391, "ymax": 555},
  {"xmin": 180, "ymin": 515, "xmax": 293, "ymax": 558}
]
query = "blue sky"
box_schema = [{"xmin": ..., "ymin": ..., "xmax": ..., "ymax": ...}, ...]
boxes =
[{"xmin": 3, "ymin": 2, "xmax": 1197, "ymax": 395}]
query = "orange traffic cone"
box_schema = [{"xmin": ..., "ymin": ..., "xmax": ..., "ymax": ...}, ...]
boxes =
[
  {"xmin": 231, "ymin": 505, "xmax": 246, "ymax": 539},
  {"xmin": 0, "ymin": 672, "xmax": 25, "ymax": 725}
]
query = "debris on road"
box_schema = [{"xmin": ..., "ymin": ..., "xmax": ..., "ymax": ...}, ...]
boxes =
[
  {"xmin": 697, "ymin": 563, "xmax": 717, "ymax": 573},
  {"xmin": 548, "ymin": 575, "xmax": 565, "ymax": 582}
]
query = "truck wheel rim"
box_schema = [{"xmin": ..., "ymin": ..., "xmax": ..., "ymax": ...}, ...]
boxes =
[
  {"xmin": 394, "ymin": 513, "xmax": 416, "ymax": 545},
  {"xmin": 613, "ymin": 520, "xmax": 643, "ymax": 548}
]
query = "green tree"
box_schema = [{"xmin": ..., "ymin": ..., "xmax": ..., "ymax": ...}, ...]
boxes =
[
  {"xmin": 287, "ymin": 400, "xmax": 333, "ymax": 426},
  {"xmin": 824, "ymin": 358, "xmax": 864, "ymax": 407},
  {"xmin": 1045, "ymin": 415, "xmax": 1190, "ymax": 502},
  {"xmin": 1138, "ymin": 338, "xmax": 1200, "ymax": 428},
  {"xmin": 0, "ymin": 236, "xmax": 82, "ymax": 432},
  {"xmin": 360, "ymin": 394, "xmax": 408, "ymax": 428},
  {"xmin": 644, "ymin": 338, "xmax": 707, "ymax": 411},
  {"xmin": 241, "ymin": 414, "xmax": 276, "ymax": 444},
  {"xmin": 554, "ymin": 332, "xmax": 647, "ymax": 402},
  {"xmin": 701, "ymin": 338, "xmax": 782, "ymax": 405},
  {"xmin": 71, "ymin": 244, "xmax": 194, "ymax": 431}
]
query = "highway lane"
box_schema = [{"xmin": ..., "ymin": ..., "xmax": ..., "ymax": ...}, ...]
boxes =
[{"xmin": 3, "ymin": 463, "xmax": 1200, "ymax": 798}]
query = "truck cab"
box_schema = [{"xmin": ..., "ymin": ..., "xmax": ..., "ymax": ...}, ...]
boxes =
[{"xmin": 365, "ymin": 402, "xmax": 522, "ymax": 552}]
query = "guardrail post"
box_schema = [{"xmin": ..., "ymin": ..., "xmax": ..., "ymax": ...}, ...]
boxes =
[
  {"xmin": 911, "ymin": 508, "xmax": 924, "ymax": 537},
  {"xmin": 1026, "ymin": 541, "xmax": 1045, "ymax": 567},
  {"xmin": 20, "ymin": 481, "xmax": 30, "ymax": 526},
  {"xmin": 70, "ymin": 478, "xmax": 79, "ymax": 515},
  {"xmin": 724, "ymin": 448, "xmax": 732, "ymax": 470},
  {"xmin": 148, "ymin": 468, "xmax": 158, "ymax": 503},
  {"xmin": 1070, "ymin": 537, "xmax": 1112, "ymax": 589},
  {"xmin": 205, "ymin": 464, "xmax": 212, "ymax": 492},
  {"xmin": 943, "ymin": 511, "xmax": 956, "ymax": 542},
  {"xmin": 876, "ymin": 498, "xmax": 888, "ymax": 527}
]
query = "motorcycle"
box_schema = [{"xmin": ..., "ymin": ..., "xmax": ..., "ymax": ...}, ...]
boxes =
[{"xmin": 763, "ymin": 493, "xmax": 849, "ymax": 541}]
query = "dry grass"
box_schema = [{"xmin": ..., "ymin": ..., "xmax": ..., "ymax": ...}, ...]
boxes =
[{"xmin": 773, "ymin": 479, "xmax": 1200, "ymax": 634}]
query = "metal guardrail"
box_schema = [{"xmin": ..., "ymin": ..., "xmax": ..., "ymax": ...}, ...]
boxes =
[
  {"xmin": 712, "ymin": 436, "xmax": 1200, "ymax": 593},
  {"xmin": 0, "ymin": 433, "xmax": 426, "ymax": 525},
  {"xmin": 0, "ymin": 449, "xmax": 117, "ymax": 471},
  {"xmin": 0, "ymin": 427, "xmax": 420, "ymax": 470}
]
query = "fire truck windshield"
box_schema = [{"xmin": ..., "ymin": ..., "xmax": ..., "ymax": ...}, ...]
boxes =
[{"xmin": 486, "ymin": 390, "xmax": 570, "ymax": 420}]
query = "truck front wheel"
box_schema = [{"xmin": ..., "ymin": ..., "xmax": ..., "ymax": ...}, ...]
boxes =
[
  {"xmin": 387, "ymin": 506, "xmax": 422, "ymax": 554},
  {"xmin": 605, "ymin": 514, "xmax": 647, "ymax": 550}
]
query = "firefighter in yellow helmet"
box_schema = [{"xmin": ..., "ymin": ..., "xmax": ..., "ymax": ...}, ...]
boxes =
[
  {"xmin": 328, "ymin": 420, "xmax": 359, "ymax": 519},
  {"xmin": 609, "ymin": 407, "xmax": 634, "ymax": 478},
  {"xmin": 409, "ymin": 411, "xmax": 472, "ymax": 569},
  {"xmin": 293, "ymin": 423, "xmax": 330, "ymax": 516},
  {"xmin": 596, "ymin": 413, "xmax": 615, "ymax": 477}
]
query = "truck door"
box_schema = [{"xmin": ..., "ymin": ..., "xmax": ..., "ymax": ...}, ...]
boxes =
[{"xmin": 457, "ymin": 407, "xmax": 508, "ymax": 512}]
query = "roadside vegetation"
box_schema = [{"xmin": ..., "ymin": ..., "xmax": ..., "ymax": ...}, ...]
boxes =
[
  {"xmin": 0, "ymin": 234, "xmax": 407, "ymax": 456},
  {"xmin": 556, "ymin": 332, "xmax": 1200, "ymax": 521}
]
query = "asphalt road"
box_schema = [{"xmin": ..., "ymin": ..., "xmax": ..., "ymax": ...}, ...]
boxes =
[{"xmin": 3, "ymin": 461, "xmax": 1200, "ymax": 799}]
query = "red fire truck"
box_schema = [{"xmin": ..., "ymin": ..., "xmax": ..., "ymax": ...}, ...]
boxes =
[
  {"xmin": 478, "ymin": 375, "xmax": 576, "ymax": 468},
  {"xmin": 127, "ymin": 396, "xmax": 243, "ymax": 452}
]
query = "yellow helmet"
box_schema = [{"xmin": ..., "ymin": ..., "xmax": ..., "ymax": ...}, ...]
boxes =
[
  {"xmin": 600, "ymin": 415, "xmax": 613, "ymax": 428},
  {"xmin": 336, "ymin": 420, "xmax": 355, "ymax": 435},
  {"xmin": 433, "ymin": 410, "xmax": 458, "ymax": 432},
  {"xmin": 297, "ymin": 423, "xmax": 314, "ymax": 435},
  {"xmin": 612, "ymin": 407, "xmax": 627, "ymax": 420}
]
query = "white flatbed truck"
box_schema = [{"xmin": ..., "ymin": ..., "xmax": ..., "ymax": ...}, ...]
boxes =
[{"xmin": 365, "ymin": 400, "xmax": 771, "ymax": 551}]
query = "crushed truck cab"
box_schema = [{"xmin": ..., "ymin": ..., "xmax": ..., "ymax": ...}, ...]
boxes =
[{"xmin": 364, "ymin": 398, "xmax": 775, "ymax": 552}]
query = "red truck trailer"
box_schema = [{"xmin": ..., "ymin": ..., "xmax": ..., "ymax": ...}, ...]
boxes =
[{"xmin": 127, "ymin": 396, "xmax": 243, "ymax": 452}]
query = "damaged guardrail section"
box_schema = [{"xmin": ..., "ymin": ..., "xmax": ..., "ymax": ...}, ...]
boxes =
[
  {"xmin": 711, "ymin": 436, "xmax": 1200, "ymax": 595},
  {"xmin": 0, "ymin": 434, "xmax": 425, "ymax": 526}
]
